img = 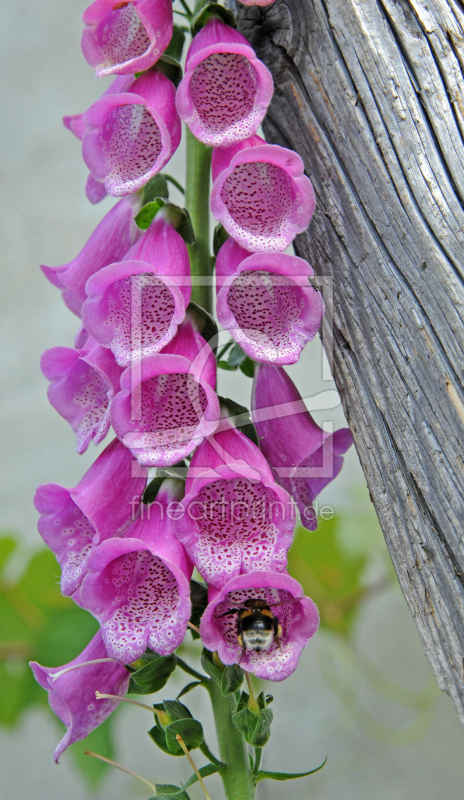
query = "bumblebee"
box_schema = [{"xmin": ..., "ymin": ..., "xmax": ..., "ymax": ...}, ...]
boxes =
[{"xmin": 215, "ymin": 598, "xmax": 283, "ymax": 654}]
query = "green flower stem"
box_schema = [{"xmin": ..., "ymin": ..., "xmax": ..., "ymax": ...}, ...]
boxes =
[
  {"xmin": 185, "ymin": 127, "xmax": 213, "ymax": 314},
  {"xmin": 253, "ymin": 748, "xmax": 262, "ymax": 775},
  {"xmin": 207, "ymin": 680, "xmax": 256, "ymax": 800}
]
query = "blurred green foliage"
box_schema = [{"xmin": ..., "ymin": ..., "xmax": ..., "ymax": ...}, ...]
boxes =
[{"xmin": 0, "ymin": 533, "xmax": 115, "ymax": 786}]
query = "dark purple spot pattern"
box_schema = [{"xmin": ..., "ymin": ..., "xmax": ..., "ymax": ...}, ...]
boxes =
[
  {"xmin": 189, "ymin": 477, "xmax": 285, "ymax": 583},
  {"xmin": 227, "ymin": 270, "xmax": 308, "ymax": 361},
  {"xmin": 190, "ymin": 53, "xmax": 259, "ymax": 135},
  {"xmin": 53, "ymin": 500, "xmax": 95, "ymax": 596},
  {"xmin": 95, "ymin": 5, "xmax": 152, "ymax": 71},
  {"xmin": 72, "ymin": 361, "xmax": 110, "ymax": 453},
  {"xmin": 220, "ymin": 161, "xmax": 295, "ymax": 240},
  {"xmin": 100, "ymin": 104, "xmax": 162, "ymax": 192},
  {"xmin": 99, "ymin": 550, "xmax": 181, "ymax": 662},
  {"xmin": 106, "ymin": 273, "xmax": 176, "ymax": 365},
  {"xmin": 131, "ymin": 373, "xmax": 208, "ymax": 452}
]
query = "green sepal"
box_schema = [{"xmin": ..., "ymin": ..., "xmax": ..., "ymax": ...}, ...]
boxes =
[
  {"xmin": 228, "ymin": 343, "xmax": 247, "ymax": 367},
  {"xmin": 187, "ymin": 301, "xmax": 218, "ymax": 353},
  {"xmin": 164, "ymin": 24, "xmax": 186, "ymax": 62},
  {"xmin": 189, "ymin": 579, "xmax": 208, "ymax": 638},
  {"xmin": 201, "ymin": 648, "xmax": 224, "ymax": 686},
  {"xmin": 135, "ymin": 199, "xmax": 195, "ymax": 245},
  {"xmin": 128, "ymin": 652, "xmax": 177, "ymax": 694},
  {"xmin": 217, "ymin": 360, "xmax": 236, "ymax": 371},
  {"xmin": 221, "ymin": 664, "xmax": 244, "ymax": 696},
  {"xmin": 163, "ymin": 699, "xmax": 192, "ymax": 721},
  {"xmin": 216, "ymin": 340, "xmax": 234, "ymax": 361},
  {"xmin": 232, "ymin": 691, "xmax": 273, "ymax": 747},
  {"xmin": 213, "ymin": 222, "xmax": 229, "ymax": 256},
  {"xmin": 165, "ymin": 717, "xmax": 204, "ymax": 753},
  {"xmin": 142, "ymin": 174, "xmax": 169, "ymax": 205},
  {"xmin": 176, "ymin": 680, "xmax": 203, "ymax": 700},
  {"xmin": 156, "ymin": 54, "xmax": 183, "ymax": 87},
  {"xmin": 191, "ymin": 3, "xmax": 236, "ymax": 36},
  {"xmin": 217, "ymin": 396, "xmax": 259, "ymax": 448},
  {"xmin": 148, "ymin": 723, "xmax": 178, "ymax": 756},
  {"xmin": 240, "ymin": 356, "xmax": 255, "ymax": 378},
  {"xmin": 255, "ymin": 757, "xmax": 327, "ymax": 783},
  {"xmin": 149, "ymin": 764, "xmax": 225, "ymax": 798},
  {"xmin": 142, "ymin": 476, "xmax": 165, "ymax": 505}
]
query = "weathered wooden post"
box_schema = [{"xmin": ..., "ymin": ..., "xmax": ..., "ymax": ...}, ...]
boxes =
[{"xmin": 236, "ymin": 0, "xmax": 464, "ymax": 721}]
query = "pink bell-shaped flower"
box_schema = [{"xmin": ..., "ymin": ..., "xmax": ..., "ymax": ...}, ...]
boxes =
[
  {"xmin": 63, "ymin": 75, "xmax": 134, "ymax": 203},
  {"xmin": 111, "ymin": 313, "xmax": 220, "ymax": 467},
  {"xmin": 41, "ymin": 336, "xmax": 123, "ymax": 454},
  {"xmin": 252, "ymin": 364, "xmax": 353, "ymax": 529},
  {"xmin": 200, "ymin": 571, "xmax": 319, "ymax": 681},
  {"xmin": 175, "ymin": 415, "xmax": 295, "ymax": 588},
  {"xmin": 83, "ymin": 216, "xmax": 191, "ymax": 367},
  {"xmin": 82, "ymin": 71, "xmax": 181, "ymax": 197},
  {"xmin": 211, "ymin": 134, "xmax": 315, "ymax": 252},
  {"xmin": 41, "ymin": 194, "xmax": 142, "ymax": 316},
  {"xmin": 81, "ymin": 0, "xmax": 173, "ymax": 78},
  {"xmin": 30, "ymin": 630, "xmax": 130, "ymax": 762},
  {"xmin": 80, "ymin": 479, "xmax": 193, "ymax": 663},
  {"xmin": 176, "ymin": 18, "xmax": 273, "ymax": 147},
  {"xmin": 216, "ymin": 238, "xmax": 324, "ymax": 364},
  {"xmin": 34, "ymin": 438, "xmax": 147, "ymax": 596}
]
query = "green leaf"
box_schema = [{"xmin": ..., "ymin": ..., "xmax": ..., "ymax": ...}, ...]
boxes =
[
  {"xmin": 255, "ymin": 757, "xmax": 327, "ymax": 783},
  {"xmin": 239, "ymin": 356, "xmax": 255, "ymax": 378},
  {"xmin": 181, "ymin": 762, "xmax": 225, "ymax": 791},
  {"xmin": 164, "ymin": 24, "xmax": 186, "ymax": 61},
  {"xmin": 176, "ymin": 680, "xmax": 203, "ymax": 700},
  {"xmin": 187, "ymin": 302, "xmax": 218, "ymax": 352},
  {"xmin": 228, "ymin": 343, "xmax": 247, "ymax": 367},
  {"xmin": 201, "ymin": 648, "xmax": 223, "ymax": 686},
  {"xmin": 189, "ymin": 579, "xmax": 208, "ymax": 638},
  {"xmin": 153, "ymin": 785, "xmax": 190, "ymax": 800},
  {"xmin": 217, "ymin": 396, "xmax": 259, "ymax": 447},
  {"xmin": 165, "ymin": 717, "xmax": 204, "ymax": 752},
  {"xmin": 217, "ymin": 360, "xmax": 237, "ymax": 371},
  {"xmin": 191, "ymin": 3, "xmax": 236, "ymax": 36},
  {"xmin": 221, "ymin": 664, "xmax": 244, "ymax": 696},
  {"xmin": 128, "ymin": 653, "xmax": 177, "ymax": 694},
  {"xmin": 213, "ymin": 223, "xmax": 229, "ymax": 256},
  {"xmin": 134, "ymin": 200, "xmax": 162, "ymax": 230},
  {"xmin": 142, "ymin": 174, "xmax": 169, "ymax": 205},
  {"xmin": 163, "ymin": 699, "xmax": 192, "ymax": 721},
  {"xmin": 156, "ymin": 54, "xmax": 183, "ymax": 87},
  {"xmin": 287, "ymin": 518, "xmax": 368, "ymax": 637}
]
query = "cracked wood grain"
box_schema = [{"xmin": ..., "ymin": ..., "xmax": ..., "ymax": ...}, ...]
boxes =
[{"xmin": 236, "ymin": 0, "xmax": 464, "ymax": 721}]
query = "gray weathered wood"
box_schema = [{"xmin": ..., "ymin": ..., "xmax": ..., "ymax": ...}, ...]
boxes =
[{"xmin": 236, "ymin": 0, "xmax": 464, "ymax": 721}]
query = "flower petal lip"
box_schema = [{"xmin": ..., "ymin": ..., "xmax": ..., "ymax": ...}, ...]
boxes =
[
  {"xmin": 30, "ymin": 630, "xmax": 130, "ymax": 762},
  {"xmin": 34, "ymin": 438, "xmax": 147, "ymax": 595},
  {"xmin": 200, "ymin": 571, "xmax": 319, "ymax": 681},
  {"xmin": 216, "ymin": 238, "xmax": 324, "ymax": 364},
  {"xmin": 41, "ymin": 338, "xmax": 123, "ymax": 454},
  {"xmin": 40, "ymin": 194, "xmax": 142, "ymax": 315},
  {"xmin": 210, "ymin": 137, "xmax": 315, "ymax": 252},
  {"xmin": 251, "ymin": 364, "xmax": 353, "ymax": 530},
  {"xmin": 81, "ymin": 482, "xmax": 192, "ymax": 663},
  {"xmin": 175, "ymin": 419, "xmax": 296, "ymax": 588},
  {"xmin": 176, "ymin": 18, "xmax": 273, "ymax": 146},
  {"xmin": 82, "ymin": 72, "xmax": 181, "ymax": 197},
  {"xmin": 111, "ymin": 319, "xmax": 220, "ymax": 467},
  {"xmin": 81, "ymin": 0, "xmax": 173, "ymax": 78},
  {"xmin": 82, "ymin": 218, "xmax": 191, "ymax": 367}
]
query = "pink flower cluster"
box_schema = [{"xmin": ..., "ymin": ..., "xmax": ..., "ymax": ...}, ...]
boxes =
[{"xmin": 32, "ymin": 0, "xmax": 353, "ymax": 762}]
